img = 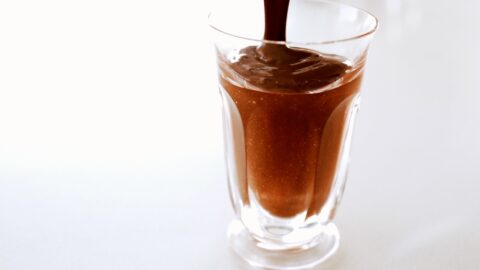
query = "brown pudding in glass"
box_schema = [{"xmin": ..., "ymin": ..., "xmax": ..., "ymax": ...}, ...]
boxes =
[{"xmin": 217, "ymin": 0, "xmax": 364, "ymax": 218}]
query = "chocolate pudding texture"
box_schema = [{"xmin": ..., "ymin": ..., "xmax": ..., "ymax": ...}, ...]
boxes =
[{"xmin": 219, "ymin": 0, "xmax": 363, "ymax": 218}]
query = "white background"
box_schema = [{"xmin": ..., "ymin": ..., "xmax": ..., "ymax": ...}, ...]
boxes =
[{"xmin": 1, "ymin": 0, "xmax": 479, "ymax": 269}]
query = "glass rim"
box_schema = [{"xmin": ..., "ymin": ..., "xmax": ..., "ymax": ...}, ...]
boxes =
[{"xmin": 208, "ymin": 0, "xmax": 379, "ymax": 46}]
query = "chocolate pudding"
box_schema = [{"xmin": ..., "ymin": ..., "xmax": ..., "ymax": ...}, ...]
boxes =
[{"xmin": 218, "ymin": 0, "xmax": 364, "ymax": 218}]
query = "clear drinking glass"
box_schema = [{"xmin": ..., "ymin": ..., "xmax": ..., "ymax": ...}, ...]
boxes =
[{"xmin": 210, "ymin": 0, "xmax": 378, "ymax": 268}]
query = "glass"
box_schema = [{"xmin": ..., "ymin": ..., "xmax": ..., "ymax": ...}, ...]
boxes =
[{"xmin": 210, "ymin": 0, "xmax": 378, "ymax": 268}]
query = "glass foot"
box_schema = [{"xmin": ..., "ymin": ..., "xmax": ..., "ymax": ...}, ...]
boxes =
[{"xmin": 227, "ymin": 219, "xmax": 340, "ymax": 270}]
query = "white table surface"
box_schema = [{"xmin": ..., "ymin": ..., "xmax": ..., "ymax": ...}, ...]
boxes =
[{"xmin": 1, "ymin": 0, "xmax": 479, "ymax": 269}]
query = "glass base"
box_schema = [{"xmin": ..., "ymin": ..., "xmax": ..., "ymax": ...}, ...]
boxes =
[{"xmin": 227, "ymin": 219, "xmax": 340, "ymax": 270}]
